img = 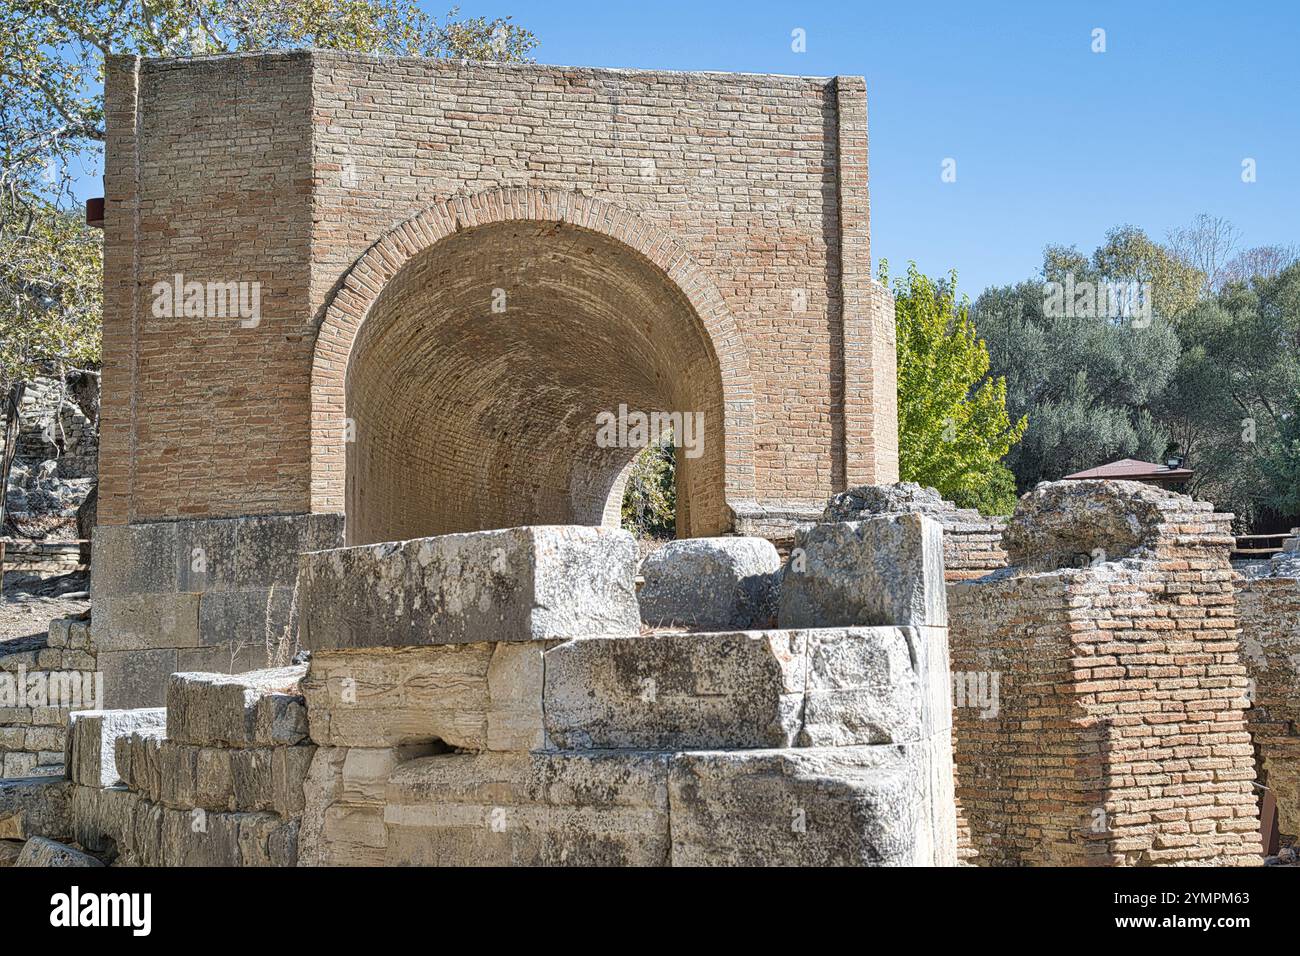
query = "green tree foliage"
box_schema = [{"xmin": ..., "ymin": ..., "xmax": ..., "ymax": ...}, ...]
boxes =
[
  {"xmin": 975, "ymin": 217, "xmax": 1299, "ymax": 529},
  {"xmin": 886, "ymin": 261, "xmax": 1025, "ymax": 515},
  {"xmin": 620, "ymin": 433, "xmax": 676, "ymax": 539},
  {"xmin": 1160, "ymin": 263, "xmax": 1300, "ymax": 524},
  {"xmin": 1262, "ymin": 390, "xmax": 1300, "ymax": 517},
  {"xmin": 0, "ymin": 194, "xmax": 101, "ymax": 391},
  {"xmin": 975, "ymin": 242, "xmax": 1183, "ymax": 491},
  {"xmin": 0, "ymin": 0, "xmax": 535, "ymax": 387}
]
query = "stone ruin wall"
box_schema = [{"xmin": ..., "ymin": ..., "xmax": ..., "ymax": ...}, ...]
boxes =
[
  {"xmin": 6, "ymin": 517, "xmax": 958, "ymax": 866},
  {"xmin": 1236, "ymin": 532, "xmax": 1300, "ymax": 842},
  {"xmin": 4, "ymin": 481, "xmax": 1295, "ymax": 867},
  {"xmin": 948, "ymin": 481, "xmax": 1260, "ymax": 865}
]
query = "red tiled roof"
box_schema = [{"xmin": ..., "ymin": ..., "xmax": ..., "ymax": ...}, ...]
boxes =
[{"xmin": 1063, "ymin": 458, "xmax": 1194, "ymax": 480}]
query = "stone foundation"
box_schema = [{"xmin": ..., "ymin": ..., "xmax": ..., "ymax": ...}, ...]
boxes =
[
  {"xmin": 89, "ymin": 513, "xmax": 344, "ymax": 707},
  {"xmin": 294, "ymin": 519, "xmax": 956, "ymax": 866}
]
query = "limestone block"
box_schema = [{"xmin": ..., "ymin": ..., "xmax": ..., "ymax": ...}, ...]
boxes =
[
  {"xmin": 15, "ymin": 835, "xmax": 103, "ymax": 867},
  {"xmin": 542, "ymin": 631, "xmax": 805, "ymax": 749},
  {"xmin": 47, "ymin": 618, "xmax": 72, "ymax": 649},
  {"xmin": 90, "ymin": 521, "xmax": 179, "ymax": 601},
  {"xmin": 165, "ymin": 666, "xmax": 306, "ymax": 747},
  {"xmin": 92, "ymin": 593, "xmax": 201, "ymax": 651},
  {"xmin": 638, "ymin": 537, "xmax": 781, "ymax": 630},
  {"xmin": 98, "ymin": 648, "xmax": 178, "ymax": 709},
  {"xmin": 298, "ymin": 525, "xmax": 639, "ymax": 651},
  {"xmin": 801, "ymin": 628, "xmax": 922, "ymax": 746},
  {"xmin": 252, "ymin": 692, "xmax": 310, "ymax": 746},
  {"xmin": 667, "ymin": 746, "xmax": 924, "ymax": 866},
  {"xmin": 0, "ymin": 840, "xmax": 22, "ymax": 866},
  {"xmin": 115, "ymin": 729, "xmax": 166, "ymax": 802},
  {"xmin": 146, "ymin": 740, "xmax": 311, "ymax": 818},
  {"xmin": 779, "ymin": 514, "xmax": 946, "ymax": 628},
  {"xmin": 66, "ymin": 708, "xmax": 166, "ymax": 788},
  {"xmin": 71, "ymin": 784, "xmax": 140, "ymax": 856},
  {"xmin": 301, "ymin": 644, "xmax": 544, "ymax": 751},
  {"xmin": 151, "ymin": 802, "xmax": 296, "ymax": 867},
  {"xmin": 0, "ymin": 777, "xmax": 72, "ymax": 841},
  {"xmin": 384, "ymin": 751, "xmax": 671, "ymax": 866},
  {"xmin": 298, "ymin": 744, "xmax": 439, "ymax": 867},
  {"xmin": 197, "ymin": 588, "xmax": 295, "ymax": 651}
]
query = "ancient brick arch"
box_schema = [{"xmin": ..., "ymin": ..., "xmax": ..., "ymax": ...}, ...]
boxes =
[{"xmin": 310, "ymin": 188, "xmax": 756, "ymax": 542}]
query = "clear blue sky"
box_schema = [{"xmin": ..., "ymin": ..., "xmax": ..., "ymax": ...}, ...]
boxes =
[{"xmin": 451, "ymin": 0, "xmax": 1300, "ymax": 296}]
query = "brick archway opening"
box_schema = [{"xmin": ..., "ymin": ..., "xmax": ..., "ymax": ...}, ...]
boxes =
[{"xmin": 340, "ymin": 217, "xmax": 729, "ymax": 545}]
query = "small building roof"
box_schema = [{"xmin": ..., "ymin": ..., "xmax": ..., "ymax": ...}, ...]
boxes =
[{"xmin": 1063, "ymin": 458, "xmax": 1194, "ymax": 481}]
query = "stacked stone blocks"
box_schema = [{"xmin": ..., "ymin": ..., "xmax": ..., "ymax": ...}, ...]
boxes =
[
  {"xmin": 90, "ymin": 513, "xmax": 344, "ymax": 706},
  {"xmin": 65, "ymin": 669, "xmax": 311, "ymax": 866},
  {"xmin": 296, "ymin": 521, "xmax": 956, "ymax": 866}
]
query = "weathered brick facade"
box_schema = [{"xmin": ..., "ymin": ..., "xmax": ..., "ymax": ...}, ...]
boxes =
[
  {"xmin": 949, "ymin": 481, "xmax": 1261, "ymax": 865},
  {"xmin": 1236, "ymin": 540, "xmax": 1300, "ymax": 843},
  {"xmin": 100, "ymin": 51, "xmax": 898, "ymax": 541}
]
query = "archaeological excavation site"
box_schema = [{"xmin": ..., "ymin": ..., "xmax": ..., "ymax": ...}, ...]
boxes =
[{"xmin": 1, "ymin": 51, "xmax": 1296, "ymax": 874}]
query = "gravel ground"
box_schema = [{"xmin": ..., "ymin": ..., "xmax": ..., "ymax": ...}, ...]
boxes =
[{"xmin": 0, "ymin": 570, "xmax": 89, "ymax": 645}]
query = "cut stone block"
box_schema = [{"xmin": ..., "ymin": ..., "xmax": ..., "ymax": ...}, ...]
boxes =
[
  {"xmin": 166, "ymin": 666, "xmax": 306, "ymax": 747},
  {"xmin": 66, "ymin": 708, "xmax": 167, "ymax": 788},
  {"xmin": 127, "ymin": 798, "xmax": 298, "ymax": 867},
  {"xmin": 92, "ymin": 593, "xmax": 201, "ymax": 652},
  {"xmin": 542, "ymin": 627, "xmax": 931, "ymax": 750},
  {"xmin": 71, "ymin": 784, "xmax": 140, "ymax": 856},
  {"xmin": 15, "ymin": 835, "xmax": 103, "ymax": 867},
  {"xmin": 667, "ymin": 746, "xmax": 924, "ymax": 866},
  {"xmin": 779, "ymin": 514, "xmax": 946, "ymax": 628},
  {"xmin": 384, "ymin": 751, "xmax": 671, "ymax": 866},
  {"xmin": 801, "ymin": 628, "xmax": 921, "ymax": 746},
  {"xmin": 115, "ymin": 729, "xmax": 166, "ymax": 802},
  {"xmin": 153, "ymin": 740, "xmax": 315, "ymax": 816},
  {"xmin": 301, "ymin": 644, "xmax": 545, "ymax": 751},
  {"xmin": 98, "ymin": 648, "xmax": 178, "ymax": 709},
  {"xmin": 0, "ymin": 777, "xmax": 72, "ymax": 841},
  {"xmin": 298, "ymin": 525, "xmax": 639, "ymax": 650},
  {"xmin": 638, "ymin": 537, "xmax": 781, "ymax": 630},
  {"xmin": 298, "ymin": 744, "xmax": 439, "ymax": 867},
  {"xmin": 542, "ymin": 631, "xmax": 805, "ymax": 749}
]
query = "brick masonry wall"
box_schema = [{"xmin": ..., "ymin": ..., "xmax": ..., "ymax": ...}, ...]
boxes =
[
  {"xmin": 948, "ymin": 482, "xmax": 1261, "ymax": 866},
  {"xmin": 1236, "ymin": 566, "xmax": 1300, "ymax": 842},
  {"xmin": 99, "ymin": 51, "xmax": 898, "ymax": 531}
]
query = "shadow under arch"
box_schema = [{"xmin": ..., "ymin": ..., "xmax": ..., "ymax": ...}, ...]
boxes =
[{"xmin": 309, "ymin": 188, "xmax": 756, "ymax": 544}]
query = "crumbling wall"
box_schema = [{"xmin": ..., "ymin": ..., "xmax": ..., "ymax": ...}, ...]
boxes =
[
  {"xmin": 1236, "ymin": 532, "xmax": 1300, "ymax": 842},
  {"xmin": 66, "ymin": 668, "xmax": 309, "ymax": 865},
  {"xmin": 0, "ymin": 618, "xmax": 96, "ymax": 778},
  {"xmin": 824, "ymin": 483, "xmax": 1007, "ymax": 582},
  {"xmin": 949, "ymin": 480, "xmax": 1260, "ymax": 866}
]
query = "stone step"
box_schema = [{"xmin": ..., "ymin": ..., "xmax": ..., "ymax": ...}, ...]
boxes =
[
  {"xmin": 165, "ymin": 666, "xmax": 308, "ymax": 748},
  {"xmin": 65, "ymin": 708, "xmax": 166, "ymax": 788},
  {"xmin": 298, "ymin": 525, "xmax": 640, "ymax": 650},
  {"xmin": 542, "ymin": 626, "xmax": 943, "ymax": 751},
  {"xmin": 382, "ymin": 745, "xmax": 940, "ymax": 866}
]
